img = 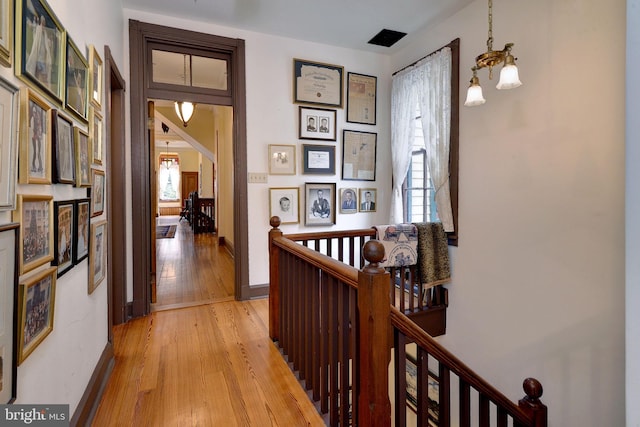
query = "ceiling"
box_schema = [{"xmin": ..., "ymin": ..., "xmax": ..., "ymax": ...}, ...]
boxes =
[{"xmin": 122, "ymin": 0, "xmax": 473, "ymax": 55}]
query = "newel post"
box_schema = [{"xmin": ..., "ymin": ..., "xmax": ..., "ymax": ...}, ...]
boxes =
[
  {"xmin": 518, "ymin": 378, "xmax": 548, "ymax": 427},
  {"xmin": 269, "ymin": 216, "xmax": 283, "ymax": 341},
  {"xmin": 357, "ymin": 240, "xmax": 392, "ymax": 427}
]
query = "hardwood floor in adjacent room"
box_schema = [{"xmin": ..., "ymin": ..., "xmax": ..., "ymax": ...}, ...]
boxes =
[{"xmin": 154, "ymin": 216, "xmax": 234, "ymax": 311}]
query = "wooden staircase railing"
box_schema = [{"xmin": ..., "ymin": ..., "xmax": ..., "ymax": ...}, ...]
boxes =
[{"xmin": 268, "ymin": 217, "xmax": 547, "ymax": 427}]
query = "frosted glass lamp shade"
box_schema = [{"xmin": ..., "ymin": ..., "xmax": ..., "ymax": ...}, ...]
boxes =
[
  {"xmin": 464, "ymin": 84, "xmax": 486, "ymax": 107},
  {"xmin": 175, "ymin": 101, "xmax": 195, "ymax": 126}
]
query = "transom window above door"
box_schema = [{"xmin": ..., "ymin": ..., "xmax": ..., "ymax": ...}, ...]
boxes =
[{"xmin": 151, "ymin": 49, "xmax": 229, "ymax": 92}]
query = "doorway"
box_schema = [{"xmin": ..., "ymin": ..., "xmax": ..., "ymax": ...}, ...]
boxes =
[{"xmin": 129, "ymin": 20, "xmax": 249, "ymax": 318}]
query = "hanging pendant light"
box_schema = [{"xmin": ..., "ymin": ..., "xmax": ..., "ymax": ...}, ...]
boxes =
[
  {"xmin": 162, "ymin": 141, "xmax": 174, "ymax": 169},
  {"xmin": 175, "ymin": 101, "xmax": 195, "ymax": 127},
  {"xmin": 464, "ymin": 0, "xmax": 522, "ymax": 107}
]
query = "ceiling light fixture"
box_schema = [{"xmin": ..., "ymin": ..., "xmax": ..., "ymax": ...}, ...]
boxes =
[
  {"xmin": 464, "ymin": 0, "xmax": 522, "ymax": 107},
  {"xmin": 162, "ymin": 141, "xmax": 175, "ymax": 169},
  {"xmin": 175, "ymin": 101, "xmax": 195, "ymax": 127}
]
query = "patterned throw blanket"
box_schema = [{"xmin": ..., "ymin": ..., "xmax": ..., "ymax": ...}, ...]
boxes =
[
  {"xmin": 373, "ymin": 224, "xmax": 418, "ymax": 268},
  {"xmin": 413, "ymin": 222, "xmax": 451, "ymax": 288}
]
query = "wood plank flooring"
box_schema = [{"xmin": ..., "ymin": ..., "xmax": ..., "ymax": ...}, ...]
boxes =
[{"xmin": 92, "ymin": 216, "xmax": 324, "ymax": 426}]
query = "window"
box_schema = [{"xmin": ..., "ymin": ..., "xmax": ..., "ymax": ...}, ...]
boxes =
[
  {"xmin": 158, "ymin": 154, "xmax": 180, "ymax": 202},
  {"xmin": 403, "ymin": 108, "xmax": 439, "ymax": 223}
]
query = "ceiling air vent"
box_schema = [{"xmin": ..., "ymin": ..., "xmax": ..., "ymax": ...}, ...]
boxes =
[{"xmin": 368, "ymin": 29, "xmax": 407, "ymax": 47}]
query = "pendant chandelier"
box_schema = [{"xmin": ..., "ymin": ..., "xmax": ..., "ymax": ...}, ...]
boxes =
[
  {"xmin": 464, "ymin": 0, "xmax": 522, "ymax": 107},
  {"xmin": 174, "ymin": 54, "xmax": 196, "ymax": 126},
  {"xmin": 162, "ymin": 141, "xmax": 175, "ymax": 169}
]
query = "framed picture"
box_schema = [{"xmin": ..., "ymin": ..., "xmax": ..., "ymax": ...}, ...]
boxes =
[
  {"xmin": 89, "ymin": 107, "xmax": 103, "ymax": 165},
  {"xmin": 0, "ymin": 0, "xmax": 13, "ymax": 67},
  {"xmin": 305, "ymin": 182, "xmax": 335, "ymax": 226},
  {"xmin": 53, "ymin": 200, "xmax": 74, "ymax": 277},
  {"xmin": 17, "ymin": 266, "xmax": 57, "ymax": 365},
  {"xmin": 88, "ymin": 44, "xmax": 103, "ymax": 109},
  {"xmin": 268, "ymin": 144, "xmax": 296, "ymax": 175},
  {"xmin": 91, "ymin": 168, "xmax": 105, "ymax": 217},
  {"xmin": 347, "ymin": 72, "xmax": 377, "ymax": 125},
  {"xmin": 298, "ymin": 106, "xmax": 337, "ymax": 141},
  {"xmin": 74, "ymin": 199, "xmax": 90, "ymax": 264},
  {"xmin": 293, "ymin": 58, "xmax": 344, "ymax": 108},
  {"xmin": 74, "ymin": 127, "xmax": 91, "ymax": 187},
  {"xmin": 65, "ymin": 36, "xmax": 89, "ymax": 122},
  {"xmin": 359, "ymin": 188, "xmax": 377, "ymax": 212},
  {"xmin": 303, "ymin": 144, "xmax": 335, "ymax": 175},
  {"xmin": 13, "ymin": 194, "xmax": 54, "ymax": 275},
  {"xmin": 19, "ymin": 88, "xmax": 52, "ymax": 184},
  {"xmin": 269, "ymin": 187, "xmax": 299, "ymax": 225},
  {"xmin": 339, "ymin": 188, "xmax": 358, "ymax": 214},
  {"xmin": 0, "ymin": 223, "xmax": 18, "ymax": 403},
  {"xmin": 342, "ymin": 130, "xmax": 377, "ymax": 181},
  {"xmin": 0, "ymin": 77, "xmax": 19, "ymax": 210},
  {"xmin": 15, "ymin": 0, "xmax": 65, "ymax": 103},
  {"xmin": 89, "ymin": 220, "xmax": 107, "ymax": 294},
  {"xmin": 52, "ymin": 110, "xmax": 75, "ymax": 184}
]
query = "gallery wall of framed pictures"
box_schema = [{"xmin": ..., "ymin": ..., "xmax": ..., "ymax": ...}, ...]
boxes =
[
  {"xmin": 0, "ymin": 0, "xmax": 109, "ymax": 372},
  {"xmin": 268, "ymin": 57, "xmax": 380, "ymax": 228}
]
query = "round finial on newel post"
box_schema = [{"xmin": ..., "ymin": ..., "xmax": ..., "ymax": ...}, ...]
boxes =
[
  {"xmin": 522, "ymin": 377, "xmax": 543, "ymax": 401},
  {"xmin": 363, "ymin": 240, "xmax": 385, "ymax": 273},
  {"xmin": 270, "ymin": 216, "xmax": 281, "ymax": 229}
]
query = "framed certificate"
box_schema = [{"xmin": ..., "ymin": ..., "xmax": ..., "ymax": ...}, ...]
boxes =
[{"xmin": 293, "ymin": 58, "xmax": 344, "ymax": 108}]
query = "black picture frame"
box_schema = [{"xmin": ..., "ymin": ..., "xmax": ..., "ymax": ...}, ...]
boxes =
[
  {"xmin": 74, "ymin": 198, "xmax": 90, "ymax": 264},
  {"xmin": 303, "ymin": 144, "xmax": 335, "ymax": 175},
  {"xmin": 341, "ymin": 130, "xmax": 377, "ymax": 181},
  {"xmin": 346, "ymin": 72, "xmax": 377, "ymax": 125},
  {"xmin": 51, "ymin": 110, "xmax": 75, "ymax": 184},
  {"xmin": 53, "ymin": 200, "xmax": 75, "ymax": 277},
  {"xmin": 305, "ymin": 182, "xmax": 336, "ymax": 226},
  {"xmin": 15, "ymin": 0, "xmax": 65, "ymax": 103},
  {"xmin": 298, "ymin": 106, "xmax": 337, "ymax": 141},
  {"xmin": 293, "ymin": 58, "xmax": 344, "ymax": 108}
]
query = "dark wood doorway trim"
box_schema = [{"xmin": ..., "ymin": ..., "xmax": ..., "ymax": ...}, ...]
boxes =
[
  {"xmin": 104, "ymin": 46, "xmax": 127, "ymax": 335},
  {"xmin": 129, "ymin": 20, "xmax": 249, "ymax": 318}
]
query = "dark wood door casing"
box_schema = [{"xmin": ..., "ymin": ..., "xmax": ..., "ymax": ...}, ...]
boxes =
[{"xmin": 129, "ymin": 20, "xmax": 248, "ymax": 318}]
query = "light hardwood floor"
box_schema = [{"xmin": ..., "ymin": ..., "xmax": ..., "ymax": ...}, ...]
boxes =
[{"xmin": 92, "ymin": 218, "xmax": 324, "ymax": 426}]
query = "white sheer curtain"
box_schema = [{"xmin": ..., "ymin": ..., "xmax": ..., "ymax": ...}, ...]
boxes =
[
  {"xmin": 390, "ymin": 47, "xmax": 454, "ymax": 231},
  {"xmin": 417, "ymin": 48, "xmax": 454, "ymax": 232},
  {"xmin": 390, "ymin": 69, "xmax": 417, "ymax": 224}
]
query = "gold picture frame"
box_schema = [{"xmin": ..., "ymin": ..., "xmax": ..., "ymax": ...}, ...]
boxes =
[
  {"xmin": 17, "ymin": 266, "xmax": 57, "ymax": 364},
  {"xmin": 19, "ymin": 87, "xmax": 52, "ymax": 184},
  {"xmin": 90, "ymin": 168, "xmax": 105, "ymax": 217},
  {"xmin": 12, "ymin": 194, "xmax": 54, "ymax": 275},
  {"xmin": 74, "ymin": 127, "xmax": 91, "ymax": 187},
  {"xmin": 268, "ymin": 144, "xmax": 296, "ymax": 175},
  {"xmin": 88, "ymin": 44, "xmax": 103, "ymax": 109},
  {"xmin": 89, "ymin": 220, "xmax": 107, "ymax": 294},
  {"xmin": 0, "ymin": 77, "xmax": 19, "ymax": 210},
  {"xmin": 89, "ymin": 107, "xmax": 103, "ymax": 165},
  {"xmin": 65, "ymin": 35, "xmax": 89, "ymax": 122},
  {"xmin": 0, "ymin": 0, "xmax": 13, "ymax": 67}
]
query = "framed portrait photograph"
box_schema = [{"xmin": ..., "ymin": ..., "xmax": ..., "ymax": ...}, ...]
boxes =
[
  {"xmin": 17, "ymin": 266, "xmax": 56, "ymax": 365},
  {"xmin": 303, "ymin": 144, "xmax": 335, "ymax": 175},
  {"xmin": 15, "ymin": 0, "xmax": 65, "ymax": 102},
  {"xmin": 305, "ymin": 182, "xmax": 335, "ymax": 226},
  {"xmin": 91, "ymin": 168, "xmax": 105, "ymax": 217},
  {"xmin": 74, "ymin": 127, "xmax": 91, "ymax": 187},
  {"xmin": 342, "ymin": 130, "xmax": 377, "ymax": 181},
  {"xmin": 74, "ymin": 198, "xmax": 90, "ymax": 264},
  {"xmin": 12, "ymin": 194, "xmax": 54, "ymax": 275},
  {"xmin": 53, "ymin": 200, "xmax": 74, "ymax": 277},
  {"xmin": 339, "ymin": 188, "xmax": 358, "ymax": 214},
  {"xmin": 0, "ymin": 77, "xmax": 19, "ymax": 211},
  {"xmin": 269, "ymin": 187, "xmax": 299, "ymax": 225},
  {"xmin": 347, "ymin": 72, "xmax": 377, "ymax": 125},
  {"xmin": 89, "ymin": 220, "xmax": 107, "ymax": 294},
  {"xmin": 88, "ymin": 44, "xmax": 103, "ymax": 109},
  {"xmin": 293, "ymin": 58, "xmax": 344, "ymax": 108},
  {"xmin": 0, "ymin": 0, "xmax": 13, "ymax": 67},
  {"xmin": 52, "ymin": 110, "xmax": 75, "ymax": 184},
  {"xmin": 65, "ymin": 36, "xmax": 89, "ymax": 122},
  {"xmin": 19, "ymin": 88, "xmax": 52, "ymax": 185},
  {"xmin": 268, "ymin": 144, "xmax": 295, "ymax": 175},
  {"xmin": 0, "ymin": 223, "xmax": 18, "ymax": 403},
  {"xmin": 359, "ymin": 188, "xmax": 377, "ymax": 212},
  {"xmin": 89, "ymin": 107, "xmax": 103, "ymax": 165},
  {"xmin": 298, "ymin": 106, "xmax": 336, "ymax": 141}
]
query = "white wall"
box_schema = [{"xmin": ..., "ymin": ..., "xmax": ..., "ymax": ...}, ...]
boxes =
[
  {"xmin": 0, "ymin": 0, "xmax": 125, "ymax": 414},
  {"xmin": 391, "ymin": 0, "xmax": 626, "ymax": 425},
  {"xmin": 627, "ymin": 1, "xmax": 640, "ymax": 425}
]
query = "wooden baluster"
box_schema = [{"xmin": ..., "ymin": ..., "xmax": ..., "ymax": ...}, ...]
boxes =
[
  {"xmin": 357, "ymin": 240, "xmax": 391, "ymax": 427},
  {"xmin": 518, "ymin": 378, "xmax": 547, "ymax": 427},
  {"xmin": 269, "ymin": 216, "xmax": 283, "ymax": 340}
]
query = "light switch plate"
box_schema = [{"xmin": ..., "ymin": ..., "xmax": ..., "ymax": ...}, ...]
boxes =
[{"xmin": 248, "ymin": 172, "xmax": 268, "ymax": 183}]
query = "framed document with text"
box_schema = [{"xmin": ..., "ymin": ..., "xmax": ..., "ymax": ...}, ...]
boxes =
[
  {"xmin": 347, "ymin": 72, "xmax": 377, "ymax": 125},
  {"xmin": 293, "ymin": 59, "xmax": 343, "ymax": 108}
]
